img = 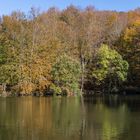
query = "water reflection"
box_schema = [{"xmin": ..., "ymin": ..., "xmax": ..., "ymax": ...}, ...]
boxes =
[{"xmin": 0, "ymin": 96, "xmax": 139, "ymax": 140}]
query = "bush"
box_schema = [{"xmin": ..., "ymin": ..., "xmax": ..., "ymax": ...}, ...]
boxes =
[
  {"xmin": 92, "ymin": 44, "xmax": 129, "ymax": 92},
  {"xmin": 51, "ymin": 55, "xmax": 81, "ymax": 96}
]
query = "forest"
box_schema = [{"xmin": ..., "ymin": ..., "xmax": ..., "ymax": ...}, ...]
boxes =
[{"xmin": 0, "ymin": 5, "xmax": 140, "ymax": 96}]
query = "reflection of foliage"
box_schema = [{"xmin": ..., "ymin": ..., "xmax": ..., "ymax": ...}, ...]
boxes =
[
  {"xmin": 52, "ymin": 97, "xmax": 82, "ymax": 137},
  {"xmin": 101, "ymin": 104, "xmax": 128, "ymax": 140},
  {"xmin": 84, "ymin": 97, "xmax": 129, "ymax": 140}
]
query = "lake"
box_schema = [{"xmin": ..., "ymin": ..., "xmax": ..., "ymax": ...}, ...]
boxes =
[{"xmin": 0, "ymin": 96, "xmax": 140, "ymax": 140}]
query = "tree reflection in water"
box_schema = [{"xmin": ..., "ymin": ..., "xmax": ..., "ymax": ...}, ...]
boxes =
[{"xmin": 0, "ymin": 96, "xmax": 139, "ymax": 140}]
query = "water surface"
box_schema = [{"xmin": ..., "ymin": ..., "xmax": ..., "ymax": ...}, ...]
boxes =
[{"xmin": 0, "ymin": 96, "xmax": 140, "ymax": 140}]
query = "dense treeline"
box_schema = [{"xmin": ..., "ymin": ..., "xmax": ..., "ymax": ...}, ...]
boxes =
[{"xmin": 0, "ymin": 6, "xmax": 140, "ymax": 96}]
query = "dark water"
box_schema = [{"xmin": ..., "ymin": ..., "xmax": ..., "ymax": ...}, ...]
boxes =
[{"xmin": 0, "ymin": 96, "xmax": 140, "ymax": 140}]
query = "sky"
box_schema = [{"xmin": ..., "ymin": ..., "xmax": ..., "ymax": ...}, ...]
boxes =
[{"xmin": 0, "ymin": 0, "xmax": 140, "ymax": 15}]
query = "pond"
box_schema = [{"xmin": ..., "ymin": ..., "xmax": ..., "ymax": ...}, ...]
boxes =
[{"xmin": 0, "ymin": 96, "xmax": 140, "ymax": 140}]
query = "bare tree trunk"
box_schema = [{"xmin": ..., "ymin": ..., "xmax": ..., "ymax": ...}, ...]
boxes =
[
  {"xmin": 80, "ymin": 61, "xmax": 85, "ymax": 95},
  {"xmin": 2, "ymin": 83, "xmax": 6, "ymax": 93}
]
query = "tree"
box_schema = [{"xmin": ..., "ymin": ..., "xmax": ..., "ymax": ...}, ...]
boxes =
[
  {"xmin": 92, "ymin": 44, "xmax": 129, "ymax": 92},
  {"xmin": 116, "ymin": 19, "xmax": 140, "ymax": 87},
  {"xmin": 1, "ymin": 6, "xmax": 140, "ymax": 96},
  {"xmin": 50, "ymin": 55, "xmax": 81, "ymax": 96}
]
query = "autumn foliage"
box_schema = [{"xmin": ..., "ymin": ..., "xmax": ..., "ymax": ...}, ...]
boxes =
[{"xmin": 0, "ymin": 6, "xmax": 140, "ymax": 95}]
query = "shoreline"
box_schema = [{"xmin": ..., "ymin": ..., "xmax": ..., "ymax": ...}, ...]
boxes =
[{"xmin": 1, "ymin": 88, "xmax": 140, "ymax": 97}]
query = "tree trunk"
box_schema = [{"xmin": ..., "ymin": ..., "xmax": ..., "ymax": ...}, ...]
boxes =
[
  {"xmin": 2, "ymin": 83, "xmax": 6, "ymax": 93},
  {"xmin": 80, "ymin": 62, "xmax": 85, "ymax": 94}
]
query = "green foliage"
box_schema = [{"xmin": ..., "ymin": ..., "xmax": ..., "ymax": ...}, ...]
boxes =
[
  {"xmin": 50, "ymin": 84, "xmax": 62, "ymax": 95},
  {"xmin": 0, "ymin": 7, "xmax": 140, "ymax": 95},
  {"xmin": 0, "ymin": 64, "xmax": 18, "ymax": 85},
  {"xmin": 0, "ymin": 45, "xmax": 18, "ymax": 85},
  {"xmin": 0, "ymin": 45, "xmax": 7, "ymax": 64},
  {"xmin": 92, "ymin": 44, "xmax": 129, "ymax": 86},
  {"xmin": 51, "ymin": 55, "xmax": 81, "ymax": 95},
  {"xmin": 118, "ymin": 20, "xmax": 140, "ymax": 86}
]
